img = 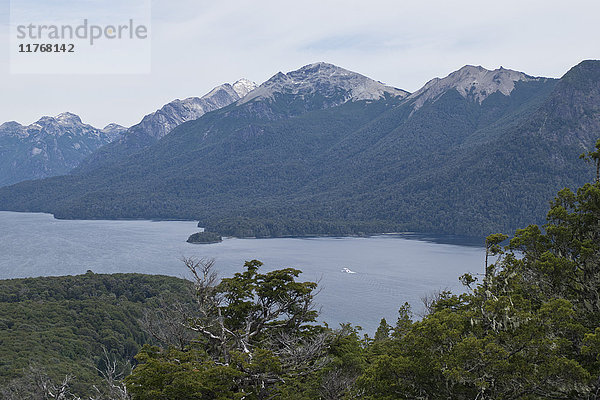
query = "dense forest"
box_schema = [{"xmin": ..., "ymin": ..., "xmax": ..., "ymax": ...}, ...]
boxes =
[{"xmin": 0, "ymin": 273, "xmax": 193, "ymax": 398}]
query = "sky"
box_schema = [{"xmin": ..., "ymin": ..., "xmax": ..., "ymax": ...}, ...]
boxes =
[{"xmin": 0, "ymin": 0, "xmax": 599, "ymax": 128}]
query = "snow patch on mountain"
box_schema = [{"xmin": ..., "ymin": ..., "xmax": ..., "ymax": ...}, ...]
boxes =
[
  {"xmin": 56, "ymin": 112, "xmax": 83, "ymax": 125},
  {"xmin": 0, "ymin": 113, "xmax": 122, "ymax": 141},
  {"xmin": 100, "ymin": 123, "xmax": 127, "ymax": 141},
  {"xmin": 232, "ymin": 79, "xmax": 257, "ymax": 98}
]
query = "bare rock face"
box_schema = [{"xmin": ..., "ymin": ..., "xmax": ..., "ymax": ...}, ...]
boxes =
[
  {"xmin": 101, "ymin": 123, "xmax": 128, "ymax": 141},
  {"xmin": 408, "ymin": 65, "xmax": 545, "ymax": 110}
]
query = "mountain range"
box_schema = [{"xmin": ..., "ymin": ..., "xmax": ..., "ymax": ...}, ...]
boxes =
[
  {"xmin": 0, "ymin": 113, "xmax": 125, "ymax": 187},
  {"xmin": 0, "ymin": 61, "xmax": 597, "ymax": 238},
  {"xmin": 0, "ymin": 79, "xmax": 257, "ymax": 186}
]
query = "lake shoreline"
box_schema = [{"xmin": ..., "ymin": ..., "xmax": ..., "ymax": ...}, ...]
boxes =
[{"xmin": 0, "ymin": 210, "xmax": 485, "ymax": 247}]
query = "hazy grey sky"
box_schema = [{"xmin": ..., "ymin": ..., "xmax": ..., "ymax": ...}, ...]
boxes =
[{"xmin": 1, "ymin": 0, "xmax": 599, "ymax": 128}]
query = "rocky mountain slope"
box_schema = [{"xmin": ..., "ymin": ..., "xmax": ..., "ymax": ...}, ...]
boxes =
[
  {"xmin": 240, "ymin": 62, "xmax": 408, "ymax": 106},
  {"xmin": 407, "ymin": 65, "xmax": 542, "ymax": 110}
]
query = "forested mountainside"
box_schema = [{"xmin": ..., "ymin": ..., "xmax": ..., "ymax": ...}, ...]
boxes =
[{"xmin": 0, "ymin": 61, "xmax": 598, "ymax": 237}]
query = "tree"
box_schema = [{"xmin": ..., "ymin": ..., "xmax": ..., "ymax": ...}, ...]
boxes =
[
  {"xmin": 126, "ymin": 259, "xmax": 330, "ymax": 400},
  {"xmin": 483, "ymin": 233, "xmax": 508, "ymax": 294},
  {"xmin": 373, "ymin": 318, "xmax": 391, "ymax": 342},
  {"xmin": 0, "ymin": 365, "xmax": 76, "ymax": 400},
  {"xmin": 509, "ymin": 182, "xmax": 600, "ymax": 328},
  {"xmin": 1, "ymin": 359, "xmax": 132, "ymax": 400},
  {"xmin": 357, "ymin": 153, "xmax": 600, "ymax": 399}
]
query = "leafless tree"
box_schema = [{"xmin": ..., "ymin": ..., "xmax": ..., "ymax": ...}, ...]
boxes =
[
  {"xmin": 0, "ymin": 365, "xmax": 74, "ymax": 400},
  {"xmin": 271, "ymin": 330, "xmax": 331, "ymax": 375},
  {"xmin": 319, "ymin": 368, "xmax": 358, "ymax": 400},
  {"xmin": 419, "ymin": 288, "xmax": 450, "ymax": 317},
  {"xmin": 0, "ymin": 355, "xmax": 132, "ymax": 400},
  {"xmin": 91, "ymin": 347, "xmax": 131, "ymax": 400},
  {"xmin": 140, "ymin": 295, "xmax": 197, "ymax": 350},
  {"xmin": 138, "ymin": 257, "xmax": 218, "ymax": 351}
]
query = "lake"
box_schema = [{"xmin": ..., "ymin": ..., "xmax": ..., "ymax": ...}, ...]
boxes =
[{"xmin": 0, "ymin": 211, "xmax": 485, "ymax": 333}]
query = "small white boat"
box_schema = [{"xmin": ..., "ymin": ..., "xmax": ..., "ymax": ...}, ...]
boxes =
[{"xmin": 341, "ymin": 267, "xmax": 356, "ymax": 274}]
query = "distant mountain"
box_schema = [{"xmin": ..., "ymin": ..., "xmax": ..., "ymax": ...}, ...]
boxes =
[
  {"xmin": 0, "ymin": 61, "xmax": 597, "ymax": 238},
  {"xmin": 239, "ymin": 62, "xmax": 408, "ymax": 108},
  {"xmin": 0, "ymin": 113, "xmax": 125, "ymax": 187},
  {"xmin": 407, "ymin": 65, "xmax": 541, "ymax": 109},
  {"xmin": 75, "ymin": 79, "xmax": 257, "ymax": 172}
]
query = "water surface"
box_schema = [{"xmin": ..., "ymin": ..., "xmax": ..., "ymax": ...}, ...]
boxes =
[{"xmin": 0, "ymin": 211, "xmax": 484, "ymax": 333}]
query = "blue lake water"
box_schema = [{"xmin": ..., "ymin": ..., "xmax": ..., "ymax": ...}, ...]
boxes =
[{"xmin": 0, "ymin": 211, "xmax": 485, "ymax": 333}]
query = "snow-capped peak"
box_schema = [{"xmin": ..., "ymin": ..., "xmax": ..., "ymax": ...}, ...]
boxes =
[
  {"xmin": 56, "ymin": 112, "xmax": 83, "ymax": 124},
  {"xmin": 232, "ymin": 78, "xmax": 257, "ymax": 98},
  {"xmin": 408, "ymin": 65, "xmax": 542, "ymax": 110},
  {"xmin": 30, "ymin": 112, "xmax": 85, "ymax": 129},
  {"xmin": 238, "ymin": 62, "xmax": 409, "ymax": 106}
]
